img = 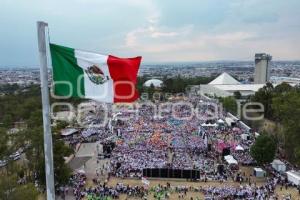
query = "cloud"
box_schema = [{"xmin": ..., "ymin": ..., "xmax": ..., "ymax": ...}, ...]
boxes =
[
  {"xmin": 125, "ymin": 16, "xmax": 194, "ymax": 48},
  {"xmin": 123, "ymin": 15, "xmax": 257, "ymax": 59},
  {"xmin": 122, "ymin": 22, "xmax": 299, "ymax": 62},
  {"xmin": 119, "ymin": 0, "xmax": 300, "ymax": 62},
  {"xmin": 0, "ymin": 0, "xmax": 300, "ymax": 65}
]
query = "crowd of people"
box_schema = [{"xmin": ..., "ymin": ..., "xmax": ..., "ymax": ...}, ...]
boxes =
[
  {"xmin": 56, "ymin": 173, "xmax": 87, "ymax": 200},
  {"xmin": 107, "ymin": 97, "xmax": 257, "ymax": 179},
  {"xmin": 60, "ymin": 177, "xmax": 295, "ymax": 200},
  {"xmin": 59, "ymin": 96, "xmax": 299, "ymax": 199}
]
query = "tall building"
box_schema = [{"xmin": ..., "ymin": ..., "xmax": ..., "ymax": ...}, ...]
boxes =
[{"xmin": 254, "ymin": 53, "xmax": 272, "ymax": 84}]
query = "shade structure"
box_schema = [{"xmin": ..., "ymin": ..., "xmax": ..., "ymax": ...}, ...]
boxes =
[
  {"xmin": 209, "ymin": 72, "xmax": 240, "ymax": 85},
  {"xmin": 235, "ymin": 145, "xmax": 244, "ymax": 151}
]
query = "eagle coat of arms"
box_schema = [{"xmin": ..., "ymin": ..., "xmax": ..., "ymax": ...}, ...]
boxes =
[{"xmin": 85, "ymin": 65, "xmax": 109, "ymax": 85}]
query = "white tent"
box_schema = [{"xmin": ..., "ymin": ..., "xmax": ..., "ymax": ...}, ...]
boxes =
[
  {"xmin": 286, "ymin": 171, "xmax": 300, "ymax": 186},
  {"xmin": 217, "ymin": 119, "xmax": 224, "ymax": 124},
  {"xmin": 209, "ymin": 72, "xmax": 241, "ymax": 85},
  {"xmin": 112, "ymin": 112, "xmax": 122, "ymax": 119},
  {"xmin": 224, "ymin": 155, "xmax": 233, "ymax": 160},
  {"xmin": 61, "ymin": 128, "xmax": 78, "ymax": 136},
  {"xmin": 201, "ymin": 123, "xmax": 217, "ymax": 127},
  {"xmin": 271, "ymin": 159, "xmax": 286, "ymax": 172},
  {"xmin": 227, "ymin": 158, "xmax": 238, "ymax": 165},
  {"xmin": 253, "ymin": 168, "xmax": 266, "ymax": 177},
  {"xmin": 235, "ymin": 145, "xmax": 244, "ymax": 151},
  {"xmin": 239, "ymin": 121, "xmax": 251, "ymax": 131},
  {"xmin": 255, "ymin": 132, "xmax": 260, "ymax": 138},
  {"xmin": 144, "ymin": 79, "xmax": 163, "ymax": 87},
  {"xmin": 75, "ymin": 166, "xmax": 86, "ymax": 174},
  {"xmin": 224, "ymin": 155, "xmax": 238, "ymax": 165},
  {"xmin": 225, "ymin": 117, "xmax": 235, "ymax": 127},
  {"xmin": 241, "ymin": 134, "xmax": 249, "ymax": 140}
]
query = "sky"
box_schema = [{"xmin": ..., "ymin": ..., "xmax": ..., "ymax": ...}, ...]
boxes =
[{"xmin": 0, "ymin": 0, "xmax": 300, "ymax": 66}]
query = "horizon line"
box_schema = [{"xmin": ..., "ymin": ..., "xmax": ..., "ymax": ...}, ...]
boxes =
[{"xmin": 1, "ymin": 59, "xmax": 300, "ymax": 69}]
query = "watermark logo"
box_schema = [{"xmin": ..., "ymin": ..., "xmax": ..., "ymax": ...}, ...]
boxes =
[{"xmin": 50, "ymin": 81, "xmax": 265, "ymax": 127}]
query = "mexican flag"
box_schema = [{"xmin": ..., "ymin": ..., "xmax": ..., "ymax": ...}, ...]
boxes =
[{"xmin": 50, "ymin": 44, "xmax": 141, "ymax": 103}]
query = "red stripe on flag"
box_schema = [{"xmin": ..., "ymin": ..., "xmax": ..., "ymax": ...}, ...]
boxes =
[{"xmin": 107, "ymin": 55, "xmax": 142, "ymax": 103}]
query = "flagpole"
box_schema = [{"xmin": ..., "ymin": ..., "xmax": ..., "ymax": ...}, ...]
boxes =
[{"xmin": 37, "ymin": 21, "xmax": 55, "ymax": 200}]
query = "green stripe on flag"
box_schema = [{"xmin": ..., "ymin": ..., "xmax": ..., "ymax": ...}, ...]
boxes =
[{"xmin": 50, "ymin": 43, "xmax": 85, "ymax": 97}]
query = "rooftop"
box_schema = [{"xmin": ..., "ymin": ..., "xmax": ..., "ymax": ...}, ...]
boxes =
[{"xmin": 209, "ymin": 72, "xmax": 240, "ymax": 85}]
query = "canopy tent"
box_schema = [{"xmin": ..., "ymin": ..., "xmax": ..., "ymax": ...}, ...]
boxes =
[
  {"xmin": 201, "ymin": 123, "xmax": 217, "ymax": 127},
  {"xmin": 224, "ymin": 155, "xmax": 238, "ymax": 165},
  {"xmin": 239, "ymin": 121, "xmax": 251, "ymax": 131},
  {"xmin": 271, "ymin": 159, "xmax": 286, "ymax": 172},
  {"xmin": 255, "ymin": 132, "xmax": 260, "ymax": 138},
  {"xmin": 75, "ymin": 166, "xmax": 86, "ymax": 174},
  {"xmin": 286, "ymin": 171, "xmax": 300, "ymax": 186},
  {"xmin": 241, "ymin": 134, "xmax": 249, "ymax": 140},
  {"xmin": 61, "ymin": 128, "xmax": 78, "ymax": 136},
  {"xmin": 253, "ymin": 167, "xmax": 266, "ymax": 177},
  {"xmin": 76, "ymin": 169, "xmax": 85, "ymax": 174},
  {"xmin": 112, "ymin": 112, "xmax": 122, "ymax": 119},
  {"xmin": 144, "ymin": 79, "xmax": 163, "ymax": 87},
  {"xmin": 227, "ymin": 159, "xmax": 238, "ymax": 165},
  {"xmin": 217, "ymin": 119, "xmax": 224, "ymax": 124},
  {"xmin": 235, "ymin": 145, "xmax": 244, "ymax": 151},
  {"xmin": 225, "ymin": 117, "xmax": 235, "ymax": 127},
  {"xmin": 224, "ymin": 155, "xmax": 234, "ymax": 160},
  {"xmin": 208, "ymin": 72, "xmax": 241, "ymax": 85}
]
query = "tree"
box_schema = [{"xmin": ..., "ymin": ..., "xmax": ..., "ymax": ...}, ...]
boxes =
[
  {"xmin": 273, "ymin": 82, "xmax": 292, "ymax": 95},
  {"xmin": 9, "ymin": 183, "xmax": 39, "ymax": 200},
  {"xmin": 2, "ymin": 114, "xmax": 13, "ymax": 128},
  {"xmin": 52, "ymin": 120, "xmax": 68, "ymax": 133},
  {"xmin": 251, "ymin": 82, "xmax": 274, "ymax": 119},
  {"xmin": 0, "ymin": 175, "xmax": 39, "ymax": 200},
  {"xmin": 0, "ymin": 175, "xmax": 17, "ymax": 200},
  {"xmin": 250, "ymin": 134, "xmax": 276, "ymax": 165},
  {"xmin": 272, "ymin": 91, "xmax": 300, "ymax": 164},
  {"xmin": 247, "ymin": 82, "xmax": 300, "ymax": 165},
  {"xmin": 53, "ymin": 139, "xmax": 73, "ymax": 185},
  {"xmin": 0, "ymin": 128, "xmax": 8, "ymax": 160},
  {"xmin": 219, "ymin": 96, "xmax": 237, "ymax": 115},
  {"xmin": 0, "ymin": 84, "xmax": 76, "ymax": 194},
  {"xmin": 161, "ymin": 75, "xmax": 214, "ymax": 94},
  {"xmin": 24, "ymin": 126, "xmax": 73, "ymax": 186}
]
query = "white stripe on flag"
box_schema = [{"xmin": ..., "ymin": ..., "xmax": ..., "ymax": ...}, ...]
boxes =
[{"xmin": 75, "ymin": 50, "xmax": 114, "ymax": 103}]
